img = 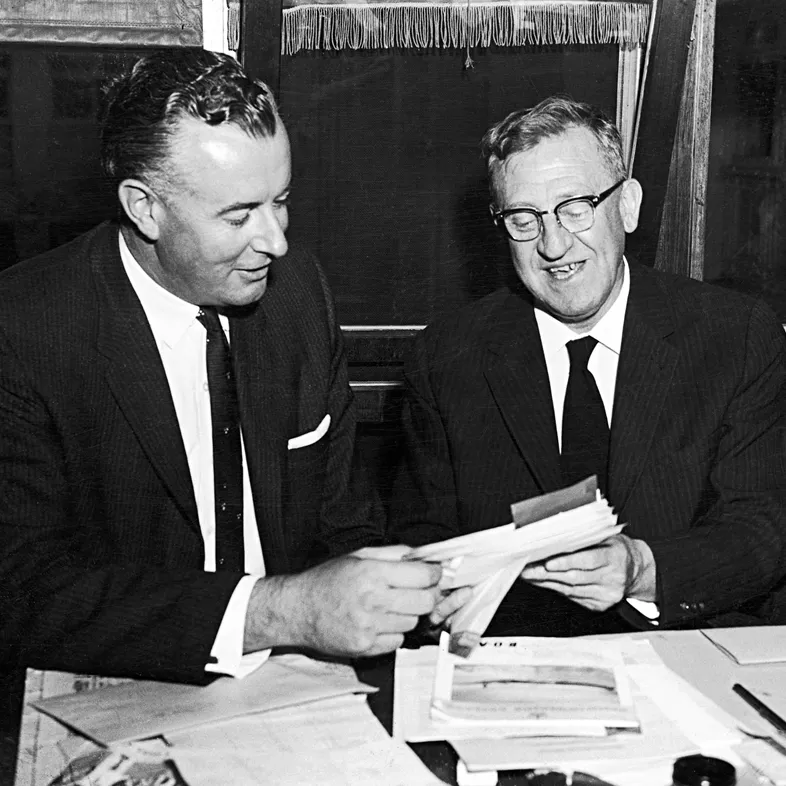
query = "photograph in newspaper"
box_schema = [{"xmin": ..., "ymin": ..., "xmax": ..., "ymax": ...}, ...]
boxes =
[{"xmin": 431, "ymin": 634, "xmax": 640, "ymax": 735}]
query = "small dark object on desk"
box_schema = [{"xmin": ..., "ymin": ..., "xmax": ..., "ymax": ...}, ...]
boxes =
[
  {"xmin": 671, "ymin": 754, "xmax": 736, "ymax": 786},
  {"xmin": 733, "ymin": 683, "xmax": 786, "ymax": 737},
  {"xmin": 524, "ymin": 772, "xmax": 619, "ymax": 785}
]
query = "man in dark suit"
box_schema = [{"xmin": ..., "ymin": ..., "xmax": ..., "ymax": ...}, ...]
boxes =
[
  {"xmin": 389, "ymin": 96, "xmax": 786, "ymax": 637},
  {"xmin": 0, "ymin": 49, "xmax": 449, "ymax": 695}
]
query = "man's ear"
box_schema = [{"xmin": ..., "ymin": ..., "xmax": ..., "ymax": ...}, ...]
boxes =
[
  {"xmin": 619, "ymin": 178, "xmax": 643, "ymax": 234},
  {"xmin": 117, "ymin": 179, "xmax": 162, "ymax": 241}
]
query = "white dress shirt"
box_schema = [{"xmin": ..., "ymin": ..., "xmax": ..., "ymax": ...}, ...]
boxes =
[
  {"xmin": 533, "ymin": 260, "xmax": 658, "ymax": 621},
  {"xmin": 119, "ymin": 232, "xmax": 269, "ymax": 675}
]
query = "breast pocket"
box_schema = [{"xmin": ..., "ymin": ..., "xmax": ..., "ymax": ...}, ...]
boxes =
[{"xmin": 284, "ymin": 414, "xmax": 331, "ymax": 523}]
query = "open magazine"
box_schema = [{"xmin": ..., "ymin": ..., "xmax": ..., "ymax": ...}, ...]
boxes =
[
  {"xmin": 405, "ymin": 476, "xmax": 624, "ymax": 656},
  {"xmin": 431, "ymin": 632, "xmax": 640, "ymax": 736}
]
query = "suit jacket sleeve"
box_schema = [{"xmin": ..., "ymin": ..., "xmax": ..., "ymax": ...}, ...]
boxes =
[
  {"xmin": 645, "ymin": 300, "xmax": 786, "ymax": 626},
  {"xmin": 0, "ymin": 324, "xmax": 241, "ymax": 682}
]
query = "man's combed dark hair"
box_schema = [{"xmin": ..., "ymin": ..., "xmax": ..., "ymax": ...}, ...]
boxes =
[
  {"xmin": 481, "ymin": 95, "xmax": 626, "ymax": 201},
  {"xmin": 100, "ymin": 49, "xmax": 280, "ymax": 191}
]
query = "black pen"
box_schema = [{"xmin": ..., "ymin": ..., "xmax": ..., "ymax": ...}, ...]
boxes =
[{"xmin": 733, "ymin": 683, "xmax": 786, "ymax": 737}]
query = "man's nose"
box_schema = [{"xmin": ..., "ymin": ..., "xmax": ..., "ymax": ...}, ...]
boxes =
[
  {"xmin": 250, "ymin": 207, "xmax": 288, "ymax": 258},
  {"xmin": 537, "ymin": 213, "xmax": 573, "ymax": 260}
]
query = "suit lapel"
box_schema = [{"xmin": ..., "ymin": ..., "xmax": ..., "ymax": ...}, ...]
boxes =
[
  {"xmin": 92, "ymin": 225, "xmax": 200, "ymax": 533},
  {"xmin": 230, "ymin": 305, "xmax": 291, "ymax": 575},
  {"xmin": 608, "ymin": 264, "xmax": 679, "ymax": 511},
  {"xmin": 482, "ymin": 290, "xmax": 563, "ymax": 493}
]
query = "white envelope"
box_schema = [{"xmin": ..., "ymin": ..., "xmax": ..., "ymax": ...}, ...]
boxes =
[{"xmin": 287, "ymin": 413, "xmax": 331, "ymax": 450}]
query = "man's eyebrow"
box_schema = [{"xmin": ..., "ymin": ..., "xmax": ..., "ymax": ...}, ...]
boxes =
[
  {"xmin": 217, "ymin": 184, "xmax": 292, "ymax": 217},
  {"xmin": 218, "ymin": 201, "xmax": 260, "ymax": 216}
]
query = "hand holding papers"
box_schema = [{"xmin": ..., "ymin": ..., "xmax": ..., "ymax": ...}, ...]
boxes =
[{"xmin": 362, "ymin": 477, "xmax": 624, "ymax": 656}]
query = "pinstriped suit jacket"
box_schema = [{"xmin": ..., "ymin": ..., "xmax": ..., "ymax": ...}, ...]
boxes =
[
  {"xmin": 389, "ymin": 262, "xmax": 786, "ymax": 635},
  {"xmin": 0, "ymin": 221, "xmax": 381, "ymax": 683}
]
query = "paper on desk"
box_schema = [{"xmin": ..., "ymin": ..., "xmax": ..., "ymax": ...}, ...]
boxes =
[
  {"xmin": 702, "ymin": 627, "xmax": 786, "ymax": 665},
  {"xmin": 168, "ymin": 693, "xmax": 443, "ymax": 786},
  {"xmin": 450, "ymin": 681, "xmax": 698, "ymax": 772},
  {"xmin": 448, "ymin": 643, "xmax": 747, "ymax": 785},
  {"xmin": 395, "ymin": 640, "xmax": 637, "ymax": 744},
  {"xmin": 33, "ymin": 654, "xmax": 373, "ymax": 745},
  {"xmin": 432, "ymin": 632, "xmax": 639, "ymax": 735}
]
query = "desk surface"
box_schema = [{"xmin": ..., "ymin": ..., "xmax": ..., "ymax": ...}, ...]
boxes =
[
  {"xmin": 356, "ymin": 628, "xmax": 786, "ymax": 786},
  {"xmin": 17, "ymin": 628, "xmax": 786, "ymax": 786}
]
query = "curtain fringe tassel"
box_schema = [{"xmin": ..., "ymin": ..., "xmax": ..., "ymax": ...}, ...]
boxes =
[{"xmin": 282, "ymin": 2, "xmax": 650, "ymax": 54}]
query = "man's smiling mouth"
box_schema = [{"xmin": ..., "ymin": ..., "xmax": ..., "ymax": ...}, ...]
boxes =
[{"xmin": 546, "ymin": 261, "xmax": 583, "ymax": 279}]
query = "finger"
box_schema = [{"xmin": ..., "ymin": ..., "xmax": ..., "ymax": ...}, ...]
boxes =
[
  {"xmin": 522, "ymin": 564, "xmax": 592, "ymax": 582},
  {"xmin": 542, "ymin": 548, "xmax": 608, "ymax": 572},
  {"xmin": 430, "ymin": 586, "xmax": 473, "ymax": 625},
  {"xmin": 523, "ymin": 579, "xmax": 603, "ymax": 602},
  {"xmin": 351, "ymin": 544, "xmax": 413, "ymax": 561},
  {"xmin": 379, "ymin": 559, "xmax": 442, "ymax": 589},
  {"xmin": 525, "ymin": 566, "xmax": 609, "ymax": 587},
  {"xmin": 383, "ymin": 586, "xmax": 441, "ymax": 617},
  {"xmin": 380, "ymin": 611, "xmax": 423, "ymax": 634}
]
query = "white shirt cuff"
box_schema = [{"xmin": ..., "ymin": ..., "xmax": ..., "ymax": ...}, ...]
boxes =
[
  {"xmin": 206, "ymin": 575, "xmax": 270, "ymax": 678},
  {"xmin": 627, "ymin": 598, "xmax": 660, "ymax": 625}
]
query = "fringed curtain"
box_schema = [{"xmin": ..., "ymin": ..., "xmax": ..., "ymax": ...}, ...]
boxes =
[
  {"xmin": 281, "ymin": 0, "xmax": 652, "ymax": 171},
  {"xmin": 275, "ymin": 0, "xmax": 654, "ymax": 324},
  {"xmin": 0, "ymin": 0, "xmax": 202, "ymax": 47},
  {"xmin": 282, "ymin": 0, "xmax": 650, "ymax": 54}
]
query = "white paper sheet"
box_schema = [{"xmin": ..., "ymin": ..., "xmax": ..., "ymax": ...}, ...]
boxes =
[
  {"xmin": 432, "ymin": 633, "xmax": 638, "ymax": 735},
  {"xmin": 168, "ymin": 694, "xmax": 443, "ymax": 786},
  {"xmin": 33, "ymin": 655, "xmax": 373, "ymax": 745},
  {"xmin": 702, "ymin": 627, "xmax": 786, "ymax": 665}
]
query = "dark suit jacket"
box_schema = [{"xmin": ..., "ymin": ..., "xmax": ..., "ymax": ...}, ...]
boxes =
[
  {"xmin": 389, "ymin": 262, "xmax": 786, "ymax": 636},
  {"xmin": 0, "ymin": 221, "xmax": 382, "ymax": 683}
]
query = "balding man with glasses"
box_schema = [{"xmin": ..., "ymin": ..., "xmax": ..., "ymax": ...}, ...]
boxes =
[{"xmin": 389, "ymin": 95, "xmax": 786, "ymax": 637}]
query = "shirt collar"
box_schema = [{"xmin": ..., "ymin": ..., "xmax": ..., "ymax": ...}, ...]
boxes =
[
  {"xmin": 534, "ymin": 258, "xmax": 630, "ymax": 358},
  {"xmin": 118, "ymin": 229, "xmax": 201, "ymax": 350}
]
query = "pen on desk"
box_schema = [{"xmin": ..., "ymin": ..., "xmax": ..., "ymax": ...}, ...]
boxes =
[{"xmin": 733, "ymin": 683, "xmax": 786, "ymax": 737}]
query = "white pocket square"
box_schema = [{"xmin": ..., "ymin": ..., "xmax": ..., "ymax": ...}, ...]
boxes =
[{"xmin": 287, "ymin": 414, "xmax": 331, "ymax": 450}]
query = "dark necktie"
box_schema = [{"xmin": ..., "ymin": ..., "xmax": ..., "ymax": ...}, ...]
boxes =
[
  {"xmin": 197, "ymin": 306, "xmax": 245, "ymax": 572},
  {"xmin": 561, "ymin": 336, "xmax": 610, "ymax": 495}
]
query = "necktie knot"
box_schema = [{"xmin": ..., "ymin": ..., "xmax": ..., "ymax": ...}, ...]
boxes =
[
  {"xmin": 561, "ymin": 334, "xmax": 608, "ymax": 494},
  {"xmin": 566, "ymin": 336, "xmax": 598, "ymax": 371}
]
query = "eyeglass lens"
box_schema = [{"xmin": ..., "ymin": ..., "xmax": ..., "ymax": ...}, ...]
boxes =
[{"xmin": 505, "ymin": 199, "xmax": 595, "ymax": 241}]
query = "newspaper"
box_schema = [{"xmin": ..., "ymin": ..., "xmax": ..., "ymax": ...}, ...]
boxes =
[{"xmin": 431, "ymin": 632, "xmax": 639, "ymax": 736}]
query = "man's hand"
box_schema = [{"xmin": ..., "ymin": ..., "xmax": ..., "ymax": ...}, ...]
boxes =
[
  {"xmin": 244, "ymin": 546, "xmax": 443, "ymax": 657},
  {"xmin": 520, "ymin": 534, "xmax": 656, "ymax": 612},
  {"xmin": 429, "ymin": 586, "xmax": 474, "ymax": 629}
]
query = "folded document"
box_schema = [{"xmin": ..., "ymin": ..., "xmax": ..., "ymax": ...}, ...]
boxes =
[{"xmin": 394, "ymin": 476, "xmax": 623, "ymax": 656}]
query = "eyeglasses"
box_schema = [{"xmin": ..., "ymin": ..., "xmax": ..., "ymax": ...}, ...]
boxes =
[{"xmin": 491, "ymin": 178, "xmax": 626, "ymax": 242}]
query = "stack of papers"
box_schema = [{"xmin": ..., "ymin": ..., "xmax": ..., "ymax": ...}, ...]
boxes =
[
  {"xmin": 431, "ymin": 633, "xmax": 639, "ymax": 736},
  {"xmin": 404, "ymin": 476, "xmax": 624, "ymax": 656},
  {"xmin": 20, "ymin": 655, "xmax": 442, "ymax": 786},
  {"xmin": 394, "ymin": 636, "xmax": 747, "ymax": 786}
]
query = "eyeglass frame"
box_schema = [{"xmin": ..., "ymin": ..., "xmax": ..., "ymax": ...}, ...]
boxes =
[{"xmin": 490, "ymin": 178, "xmax": 627, "ymax": 242}]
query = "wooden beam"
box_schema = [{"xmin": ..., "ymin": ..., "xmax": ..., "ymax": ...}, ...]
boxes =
[
  {"xmin": 239, "ymin": 0, "xmax": 283, "ymax": 92},
  {"xmin": 655, "ymin": 0, "xmax": 716, "ymax": 279},
  {"xmin": 628, "ymin": 0, "xmax": 699, "ymax": 269}
]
